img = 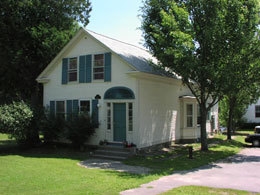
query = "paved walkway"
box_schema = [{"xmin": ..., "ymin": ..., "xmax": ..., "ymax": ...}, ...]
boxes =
[
  {"xmin": 78, "ymin": 159, "xmax": 151, "ymax": 174},
  {"xmin": 120, "ymin": 148, "xmax": 260, "ymax": 195}
]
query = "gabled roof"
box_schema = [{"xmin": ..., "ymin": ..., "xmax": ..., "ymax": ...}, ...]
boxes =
[
  {"xmin": 86, "ymin": 29, "xmax": 159, "ymax": 74},
  {"xmin": 36, "ymin": 28, "xmax": 175, "ymax": 83}
]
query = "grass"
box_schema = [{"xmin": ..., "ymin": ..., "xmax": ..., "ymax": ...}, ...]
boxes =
[
  {"xmin": 124, "ymin": 134, "xmax": 245, "ymax": 175},
  {"xmin": 0, "ymin": 132, "xmax": 253, "ymax": 194},
  {"xmin": 161, "ymin": 186, "xmax": 260, "ymax": 195}
]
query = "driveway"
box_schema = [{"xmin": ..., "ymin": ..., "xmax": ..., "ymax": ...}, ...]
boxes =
[{"xmin": 121, "ymin": 148, "xmax": 260, "ymax": 195}]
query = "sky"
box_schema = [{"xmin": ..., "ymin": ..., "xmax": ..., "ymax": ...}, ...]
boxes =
[{"xmin": 87, "ymin": 0, "xmax": 144, "ymax": 47}]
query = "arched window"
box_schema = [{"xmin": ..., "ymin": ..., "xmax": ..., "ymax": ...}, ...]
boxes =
[{"xmin": 104, "ymin": 87, "xmax": 135, "ymax": 99}]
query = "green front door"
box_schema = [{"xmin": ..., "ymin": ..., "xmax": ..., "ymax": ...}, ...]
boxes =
[{"xmin": 113, "ymin": 103, "xmax": 126, "ymax": 142}]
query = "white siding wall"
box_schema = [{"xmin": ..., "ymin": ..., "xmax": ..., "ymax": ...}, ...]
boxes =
[
  {"xmin": 244, "ymin": 99, "xmax": 260, "ymax": 123},
  {"xmin": 41, "ymin": 33, "xmax": 219, "ymax": 148},
  {"xmin": 43, "ymin": 35, "xmax": 137, "ymax": 145},
  {"xmin": 136, "ymin": 78, "xmax": 191, "ymax": 148}
]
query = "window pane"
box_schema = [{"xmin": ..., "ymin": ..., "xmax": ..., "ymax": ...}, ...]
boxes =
[
  {"xmin": 93, "ymin": 54, "xmax": 104, "ymax": 80},
  {"xmin": 56, "ymin": 101, "xmax": 65, "ymax": 113},
  {"xmin": 80, "ymin": 100, "xmax": 90, "ymax": 113},
  {"xmin": 94, "ymin": 67, "xmax": 104, "ymax": 72},
  {"xmin": 69, "ymin": 58, "xmax": 77, "ymax": 69},
  {"xmin": 68, "ymin": 57, "xmax": 77, "ymax": 82},
  {"xmin": 94, "ymin": 54, "xmax": 104, "ymax": 66},
  {"xmin": 255, "ymin": 105, "xmax": 260, "ymax": 117},
  {"xmin": 94, "ymin": 73, "xmax": 104, "ymax": 80},
  {"xmin": 186, "ymin": 104, "xmax": 193, "ymax": 127},
  {"xmin": 128, "ymin": 103, "xmax": 133, "ymax": 131},
  {"xmin": 187, "ymin": 104, "xmax": 193, "ymax": 115},
  {"xmin": 187, "ymin": 117, "xmax": 193, "ymax": 127},
  {"xmin": 107, "ymin": 103, "xmax": 111, "ymax": 130},
  {"xmin": 197, "ymin": 105, "xmax": 201, "ymax": 125},
  {"xmin": 69, "ymin": 71, "xmax": 77, "ymax": 81},
  {"xmin": 56, "ymin": 101, "xmax": 65, "ymax": 118}
]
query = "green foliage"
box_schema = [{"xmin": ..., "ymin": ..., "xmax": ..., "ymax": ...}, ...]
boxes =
[
  {"xmin": 0, "ymin": 133, "xmax": 246, "ymax": 194},
  {"xmin": 66, "ymin": 114, "xmax": 95, "ymax": 149},
  {"xmin": 0, "ymin": 0, "xmax": 92, "ymax": 101},
  {"xmin": 141, "ymin": 0, "xmax": 260, "ymax": 150},
  {"xmin": 219, "ymin": 95, "xmax": 249, "ymax": 128},
  {"xmin": 40, "ymin": 115, "xmax": 65, "ymax": 144},
  {"xmin": 125, "ymin": 134, "xmax": 243, "ymax": 174},
  {"xmin": 0, "ymin": 101, "xmax": 34, "ymax": 144},
  {"xmin": 39, "ymin": 113, "xmax": 96, "ymax": 149}
]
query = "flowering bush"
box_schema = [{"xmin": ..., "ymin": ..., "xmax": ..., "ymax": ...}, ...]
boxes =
[{"xmin": 0, "ymin": 101, "xmax": 34, "ymax": 144}]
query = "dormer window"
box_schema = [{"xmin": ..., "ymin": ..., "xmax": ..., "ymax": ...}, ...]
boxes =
[
  {"xmin": 93, "ymin": 54, "xmax": 104, "ymax": 80},
  {"xmin": 68, "ymin": 57, "xmax": 77, "ymax": 82}
]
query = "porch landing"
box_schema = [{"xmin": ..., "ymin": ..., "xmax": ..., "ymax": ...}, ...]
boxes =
[{"xmin": 92, "ymin": 142, "xmax": 136, "ymax": 160}]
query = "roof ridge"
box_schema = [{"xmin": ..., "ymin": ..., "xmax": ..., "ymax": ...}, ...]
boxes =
[{"xmin": 85, "ymin": 28, "xmax": 148, "ymax": 52}]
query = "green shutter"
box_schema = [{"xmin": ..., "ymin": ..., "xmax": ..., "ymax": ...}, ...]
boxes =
[
  {"xmin": 86, "ymin": 55, "xmax": 92, "ymax": 83},
  {"xmin": 79, "ymin": 55, "xmax": 86, "ymax": 83},
  {"xmin": 62, "ymin": 58, "xmax": 68, "ymax": 84},
  {"xmin": 104, "ymin": 52, "xmax": 111, "ymax": 82},
  {"xmin": 92, "ymin": 99, "xmax": 99, "ymax": 128},
  {"xmin": 72, "ymin": 100, "xmax": 79, "ymax": 115},
  {"xmin": 50, "ymin": 101, "xmax": 55, "ymax": 118},
  {"xmin": 66, "ymin": 100, "xmax": 73, "ymax": 120}
]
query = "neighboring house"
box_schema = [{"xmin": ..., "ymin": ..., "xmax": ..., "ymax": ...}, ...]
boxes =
[
  {"xmin": 243, "ymin": 99, "xmax": 260, "ymax": 123},
  {"xmin": 36, "ymin": 28, "xmax": 218, "ymax": 148}
]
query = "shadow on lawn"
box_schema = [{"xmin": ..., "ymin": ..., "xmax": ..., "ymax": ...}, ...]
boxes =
[
  {"xmin": 0, "ymin": 141, "xmax": 93, "ymax": 161},
  {"xmin": 0, "ymin": 136, "xmax": 251, "ymax": 178}
]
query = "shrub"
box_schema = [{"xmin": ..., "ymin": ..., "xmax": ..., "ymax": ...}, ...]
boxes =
[
  {"xmin": 66, "ymin": 114, "xmax": 95, "ymax": 149},
  {"xmin": 0, "ymin": 101, "xmax": 34, "ymax": 144},
  {"xmin": 39, "ymin": 114, "xmax": 65, "ymax": 144}
]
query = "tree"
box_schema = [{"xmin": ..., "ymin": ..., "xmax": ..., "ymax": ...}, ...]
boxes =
[
  {"xmin": 219, "ymin": 90, "xmax": 259, "ymax": 133},
  {"xmin": 141, "ymin": 0, "xmax": 260, "ymax": 150},
  {"xmin": 217, "ymin": 1, "xmax": 260, "ymax": 139},
  {"xmin": 0, "ymin": 0, "xmax": 92, "ymax": 102}
]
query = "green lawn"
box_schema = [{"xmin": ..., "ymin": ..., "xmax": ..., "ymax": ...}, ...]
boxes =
[{"xmin": 0, "ymin": 133, "xmax": 253, "ymax": 194}]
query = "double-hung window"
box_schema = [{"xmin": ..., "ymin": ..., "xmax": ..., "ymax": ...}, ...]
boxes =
[
  {"xmin": 197, "ymin": 104, "xmax": 201, "ymax": 125},
  {"xmin": 186, "ymin": 104, "xmax": 193, "ymax": 127},
  {"xmin": 79, "ymin": 100, "xmax": 90, "ymax": 114},
  {"xmin": 255, "ymin": 105, "xmax": 260, "ymax": 117},
  {"xmin": 56, "ymin": 101, "xmax": 65, "ymax": 119},
  {"xmin": 93, "ymin": 54, "xmax": 104, "ymax": 80},
  {"xmin": 68, "ymin": 57, "xmax": 77, "ymax": 82}
]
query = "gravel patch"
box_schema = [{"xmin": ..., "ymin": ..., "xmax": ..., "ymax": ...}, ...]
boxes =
[{"xmin": 78, "ymin": 159, "xmax": 151, "ymax": 174}]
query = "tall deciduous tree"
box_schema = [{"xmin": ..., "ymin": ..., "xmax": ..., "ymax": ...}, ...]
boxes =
[
  {"xmin": 0, "ymin": 0, "xmax": 92, "ymax": 102},
  {"xmin": 141, "ymin": 0, "xmax": 260, "ymax": 150},
  {"xmin": 218, "ymin": 1, "xmax": 260, "ymax": 139}
]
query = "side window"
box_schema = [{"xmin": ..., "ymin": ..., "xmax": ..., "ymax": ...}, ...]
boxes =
[
  {"xmin": 186, "ymin": 104, "xmax": 193, "ymax": 127},
  {"xmin": 197, "ymin": 104, "xmax": 201, "ymax": 125},
  {"xmin": 68, "ymin": 57, "xmax": 77, "ymax": 82},
  {"xmin": 128, "ymin": 103, "xmax": 133, "ymax": 131},
  {"xmin": 79, "ymin": 100, "xmax": 90, "ymax": 114},
  {"xmin": 107, "ymin": 103, "xmax": 111, "ymax": 130},
  {"xmin": 56, "ymin": 101, "xmax": 65, "ymax": 118},
  {"xmin": 93, "ymin": 54, "xmax": 104, "ymax": 80},
  {"xmin": 255, "ymin": 105, "xmax": 260, "ymax": 117}
]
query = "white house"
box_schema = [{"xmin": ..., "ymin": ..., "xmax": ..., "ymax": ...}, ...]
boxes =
[
  {"xmin": 36, "ymin": 28, "xmax": 218, "ymax": 148},
  {"xmin": 243, "ymin": 99, "xmax": 260, "ymax": 123}
]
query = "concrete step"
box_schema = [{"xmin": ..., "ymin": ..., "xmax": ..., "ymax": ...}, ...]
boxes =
[{"xmin": 92, "ymin": 143, "xmax": 136, "ymax": 160}]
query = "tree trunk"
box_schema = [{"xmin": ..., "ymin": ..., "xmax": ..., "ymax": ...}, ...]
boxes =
[
  {"xmin": 227, "ymin": 96, "xmax": 236, "ymax": 140},
  {"xmin": 200, "ymin": 105, "xmax": 208, "ymax": 151}
]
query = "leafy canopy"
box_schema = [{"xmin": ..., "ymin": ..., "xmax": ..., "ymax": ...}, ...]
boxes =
[
  {"xmin": 0, "ymin": 0, "xmax": 92, "ymax": 102},
  {"xmin": 141, "ymin": 0, "xmax": 260, "ymax": 150}
]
